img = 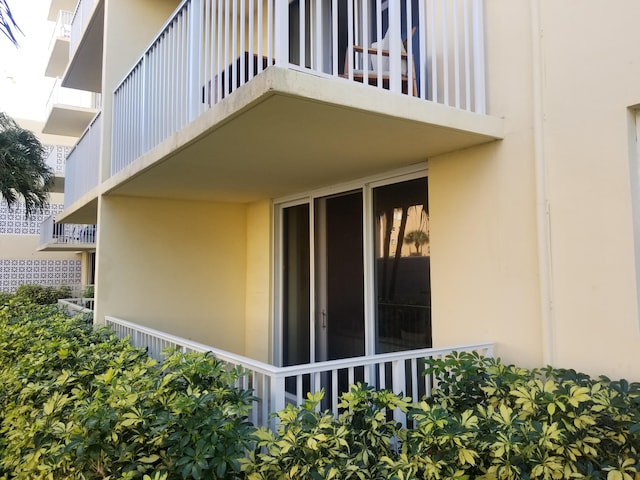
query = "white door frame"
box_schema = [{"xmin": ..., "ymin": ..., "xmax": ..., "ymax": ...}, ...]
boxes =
[{"xmin": 272, "ymin": 163, "xmax": 428, "ymax": 366}]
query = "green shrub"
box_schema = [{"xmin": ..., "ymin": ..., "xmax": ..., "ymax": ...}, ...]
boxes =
[
  {"xmin": 2, "ymin": 304, "xmax": 638, "ymax": 480},
  {"xmin": 82, "ymin": 285, "xmax": 95, "ymax": 298},
  {"xmin": 0, "ymin": 303, "xmax": 256, "ymax": 479},
  {"xmin": 13, "ymin": 284, "xmax": 72, "ymax": 305},
  {"xmin": 244, "ymin": 385, "xmax": 410, "ymax": 479},
  {"xmin": 413, "ymin": 351, "xmax": 640, "ymax": 480},
  {"xmin": 244, "ymin": 352, "xmax": 640, "ymax": 480},
  {"xmin": 0, "ymin": 292, "xmax": 13, "ymax": 307}
]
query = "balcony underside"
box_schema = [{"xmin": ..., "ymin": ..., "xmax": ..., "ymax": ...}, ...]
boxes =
[
  {"xmin": 51, "ymin": 175, "xmax": 65, "ymax": 194},
  {"xmin": 37, "ymin": 242, "xmax": 96, "ymax": 252},
  {"xmin": 43, "ymin": 105, "xmax": 99, "ymax": 137},
  {"xmin": 104, "ymin": 67, "xmax": 503, "ymax": 203},
  {"xmin": 60, "ymin": 197, "xmax": 99, "ymax": 225},
  {"xmin": 45, "ymin": 37, "xmax": 69, "ymax": 78},
  {"xmin": 62, "ymin": 1, "xmax": 104, "ymax": 93},
  {"xmin": 48, "ymin": 0, "xmax": 77, "ymax": 21}
]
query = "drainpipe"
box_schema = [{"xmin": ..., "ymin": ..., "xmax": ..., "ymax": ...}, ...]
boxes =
[{"xmin": 531, "ymin": 0, "xmax": 554, "ymax": 366}]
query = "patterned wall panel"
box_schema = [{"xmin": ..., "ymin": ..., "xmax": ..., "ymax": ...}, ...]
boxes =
[
  {"xmin": 43, "ymin": 144, "xmax": 70, "ymax": 175},
  {"xmin": 0, "ymin": 259, "xmax": 82, "ymax": 293},
  {"xmin": 0, "ymin": 203, "xmax": 65, "ymax": 235}
]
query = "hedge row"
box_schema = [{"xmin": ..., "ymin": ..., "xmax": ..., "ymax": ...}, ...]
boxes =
[
  {"xmin": 0, "ymin": 302, "xmax": 254, "ymax": 479},
  {"xmin": 1, "ymin": 300, "xmax": 639, "ymax": 479}
]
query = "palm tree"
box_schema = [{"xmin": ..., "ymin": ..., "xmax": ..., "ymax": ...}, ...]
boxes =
[
  {"xmin": 0, "ymin": 0, "xmax": 21, "ymax": 47},
  {"xmin": 404, "ymin": 229, "xmax": 429, "ymax": 255},
  {"xmin": 0, "ymin": 112, "xmax": 53, "ymax": 217}
]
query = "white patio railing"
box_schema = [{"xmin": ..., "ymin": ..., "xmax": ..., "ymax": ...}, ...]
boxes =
[
  {"xmin": 59, "ymin": 298, "xmax": 95, "ymax": 316},
  {"xmin": 105, "ymin": 315, "xmax": 493, "ymax": 430},
  {"xmin": 65, "ymin": 113, "xmax": 102, "ymax": 208},
  {"xmin": 39, "ymin": 215, "xmax": 97, "ymax": 246},
  {"xmin": 70, "ymin": 0, "xmax": 100, "ymax": 59},
  {"xmin": 112, "ymin": 0, "xmax": 486, "ymax": 175}
]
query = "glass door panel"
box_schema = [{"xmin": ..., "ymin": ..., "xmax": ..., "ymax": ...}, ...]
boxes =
[
  {"xmin": 373, "ymin": 177, "xmax": 431, "ymax": 353},
  {"xmin": 282, "ymin": 204, "xmax": 311, "ymax": 367},
  {"xmin": 315, "ymin": 191, "xmax": 365, "ymax": 361}
]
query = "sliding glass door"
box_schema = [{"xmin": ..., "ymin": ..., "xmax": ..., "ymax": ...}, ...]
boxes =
[{"xmin": 278, "ymin": 174, "xmax": 430, "ymax": 367}]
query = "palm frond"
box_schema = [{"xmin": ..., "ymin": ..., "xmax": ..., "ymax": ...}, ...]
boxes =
[
  {"xmin": 0, "ymin": 112, "xmax": 53, "ymax": 217},
  {"xmin": 0, "ymin": 0, "xmax": 22, "ymax": 47}
]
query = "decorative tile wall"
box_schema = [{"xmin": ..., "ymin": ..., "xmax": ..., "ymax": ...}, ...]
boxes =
[
  {"xmin": 0, "ymin": 202, "xmax": 65, "ymax": 235},
  {"xmin": 0, "ymin": 259, "xmax": 82, "ymax": 293},
  {"xmin": 43, "ymin": 144, "xmax": 70, "ymax": 175},
  {"xmin": 0, "ymin": 198, "xmax": 81, "ymax": 293}
]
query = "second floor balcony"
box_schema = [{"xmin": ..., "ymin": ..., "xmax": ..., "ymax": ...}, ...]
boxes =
[
  {"xmin": 45, "ymin": 10, "xmax": 73, "ymax": 78},
  {"xmin": 43, "ymin": 78, "xmax": 100, "ymax": 137},
  {"xmin": 64, "ymin": 0, "xmax": 103, "ymax": 92},
  {"xmin": 38, "ymin": 215, "xmax": 97, "ymax": 251},
  {"xmin": 63, "ymin": 113, "xmax": 102, "ymax": 217},
  {"xmin": 105, "ymin": 0, "xmax": 503, "ymax": 202}
]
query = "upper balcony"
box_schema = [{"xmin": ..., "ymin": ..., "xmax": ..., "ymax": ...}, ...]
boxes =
[
  {"xmin": 63, "ymin": 0, "xmax": 103, "ymax": 92},
  {"xmin": 105, "ymin": 0, "xmax": 503, "ymax": 203},
  {"xmin": 42, "ymin": 78, "xmax": 101, "ymax": 137},
  {"xmin": 37, "ymin": 215, "xmax": 97, "ymax": 252},
  {"xmin": 45, "ymin": 10, "xmax": 73, "ymax": 78},
  {"xmin": 47, "ymin": 0, "xmax": 79, "ymax": 21},
  {"xmin": 62, "ymin": 113, "xmax": 101, "ymax": 223}
]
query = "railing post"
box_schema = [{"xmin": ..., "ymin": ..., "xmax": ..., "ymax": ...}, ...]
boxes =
[
  {"xmin": 472, "ymin": 0, "xmax": 486, "ymax": 113},
  {"xmin": 188, "ymin": 0, "xmax": 203, "ymax": 121},
  {"xmin": 274, "ymin": 0, "xmax": 288, "ymax": 67},
  {"xmin": 392, "ymin": 359, "xmax": 407, "ymax": 428},
  {"xmin": 271, "ymin": 374, "xmax": 286, "ymax": 430},
  {"xmin": 388, "ymin": 1, "xmax": 402, "ymax": 94}
]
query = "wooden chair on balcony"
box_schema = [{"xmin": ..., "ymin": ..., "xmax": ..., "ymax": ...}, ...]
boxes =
[{"xmin": 343, "ymin": 26, "xmax": 418, "ymax": 97}]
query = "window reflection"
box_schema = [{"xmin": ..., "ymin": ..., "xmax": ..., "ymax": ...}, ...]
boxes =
[{"xmin": 374, "ymin": 178, "xmax": 431, "ymax": 353}]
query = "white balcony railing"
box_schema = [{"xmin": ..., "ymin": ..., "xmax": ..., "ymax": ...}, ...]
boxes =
[
  {"xmin": 65, "ymin": 113, "xmax": 102, "ymax": 208},
  {"xmin": 49, "ymin": 9, "xmax": 73, "ymax": 51},
  {"xmin": 39, "ymin": 215, "xmax": 97, "ymax": 246},
  {"xmin": 59, "ymin": 298, "xmax": 95, "ymax": 315},
  {"xmin": 46, "ymin": 77, "xmax": 101, "ymax": 114},
  {"xmin": 112, "ymin": 0, "xmax": 486, "ymax": 175},
  {"xmin": 105, "ymin": 315, "xmax": 494, "ymax": 430},
  {"xmin": 70, "ymin": 0, "xmax": 100, "ymax": 59}
]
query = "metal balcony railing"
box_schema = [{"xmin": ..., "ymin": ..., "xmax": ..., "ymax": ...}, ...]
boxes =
[
  {"xmin": 49, "ymin": 9, "xmax": 73, "ymax": 49},
  {"xmin": 39, "ymin": 215, "xmax": 97, "ymax": 247},
  {"xmin": 69, "ymin": 0, "xmax": 100, "ymax": 59},
  {"xmin": 111, "ymin": 0, "xmax": 486, "ymax": 175},
  {"xmin": 64, "ymin": 113, "xmax": 102, "ymax": 208}
]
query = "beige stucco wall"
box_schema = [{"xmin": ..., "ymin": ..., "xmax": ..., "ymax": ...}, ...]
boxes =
[
  {"xmin": 83, "ymin": 0, "xmax": 640, "ymax": 381},
  {"xmin": 429, "ymin": 1, "xmax": 542, "ymax": 368},
  {"xmin": 535, "ymin": 1, "xmax": 640, "ymax": 379},
  {"xmin": 244, "ymin": 199, "xmax": 272, "ymax": 362},
  {"xmin": 0, "ymin": 236, "xmax": 79, "ymax": 261},
  {"xmin": 95, "ymin": 195, "xmax": 249, "ymax": 354},
  {"xmin": 431, "ymin": 0, "xmax": 640, "ymax": 381}
]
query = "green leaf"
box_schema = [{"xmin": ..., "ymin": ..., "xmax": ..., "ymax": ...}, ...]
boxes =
[{"xmin": 138, "ymin": 454, "xmax": 160, "ymax": 463}]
